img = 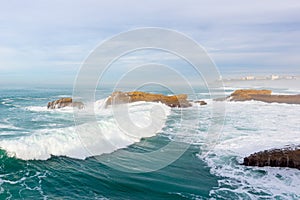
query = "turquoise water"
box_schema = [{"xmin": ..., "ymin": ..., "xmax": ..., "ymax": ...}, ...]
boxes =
[
  {"xmin": 0, "ymin": 87, "xmax": 299, "ymax": 199},
  {"xmin": 0, "ymin": 88, "xmax": 219, "ymax": 199},
  {"xmin": 0, "ymin": 146, "xmax": 217, "ymax": 199}
]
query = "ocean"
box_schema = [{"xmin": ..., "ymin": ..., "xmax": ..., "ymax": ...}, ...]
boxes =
[{"xmin": 0, "ymin": 86, "xmax": 299, "ymax": 199}]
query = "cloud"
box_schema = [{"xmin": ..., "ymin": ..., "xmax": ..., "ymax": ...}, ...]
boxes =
[{"xmin": 0, "ymin": 0, "xmax": 299, "ymax": 86}]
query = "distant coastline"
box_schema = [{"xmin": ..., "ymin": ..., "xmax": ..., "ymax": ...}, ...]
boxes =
[
  {"xmin": 222, "ymin": 74, "xmax": 300, "ymax": 82},
  {"xmin": 221, "ymin": 76, "xmax": 300, "ymax": 92}
]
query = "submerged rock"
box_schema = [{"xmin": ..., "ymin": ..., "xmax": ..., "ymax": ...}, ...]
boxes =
[
  {"xmin": 222, "ymin": 89, "xmax": 300, "ymax": 104},
  {"xmin": 105, "ymin": 91, "xmax": 192, "ymax": 108},
  {"xmin": 47, "ymin": 98, "xmax": 84, "ymax": 109},
  {"xmin": 243, "ymin": 146, "xmax": 300, "ymax": 169},
  {"xmin": 194, "ymin": 100, "xmax": 207, "ymax": 105}
]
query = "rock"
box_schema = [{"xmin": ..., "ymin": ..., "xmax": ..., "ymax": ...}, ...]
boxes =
[
  {"xmin": 105, "ymin": 91, "xmax": 192, "ymax": 108},
  {"xmin": 244, "ymin": 94, "xmax": 300, "ymax": 104},
  {"xmin": 47, "ymin": 98, "xmax": 84, "ymax": 109},
  {"xmin": 194, "ymin": 100, "xmax": 207, "ymax": 105},
  {"xmin": 243, "ymin": 146, "xmax": 300, "ymax": 169},
  {"xmin": 223, "ymin": 89, "xmax": 300, "ymax": 104},
  {"xmin": 230, "ymin": 89, "xmax": 272, "ymax": 101}
]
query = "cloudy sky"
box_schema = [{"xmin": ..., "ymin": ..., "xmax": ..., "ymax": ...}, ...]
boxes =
[{"xmin": 0, "ymin": 0, "xmax": 300, "ymax": 86}]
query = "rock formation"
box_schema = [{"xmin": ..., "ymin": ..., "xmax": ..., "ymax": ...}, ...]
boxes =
[
  {"xmin": 47, "ymin": 98, "xmax": 84, "ymax": 109},
  {"xmin": 105, "ymin": 91, "xmax": 192, "ymax": 108},
  {"xmin": 194, "ymin": 100, "xmax": 207, "ymax": 105},
  {"xmin": 230, "ymin": 89, "xmax": 272, "ymax": 101},
  {"xmin": 224, "ymin": 89, "xmax": 300, "ymax": 104},
  {"xmin": 243, "ymin": 146, "xmax": 300, "ymax": 169}
]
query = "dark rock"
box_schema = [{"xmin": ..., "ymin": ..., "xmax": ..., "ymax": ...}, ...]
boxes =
[
  {"xmin": 243, "ymin": 146, "xmax": 300, "ymax": 169},
  {"xmin": 194, "ymin": 100, "xmax": 207, "ymax": 105}
]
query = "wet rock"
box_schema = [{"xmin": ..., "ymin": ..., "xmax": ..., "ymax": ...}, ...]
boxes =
[
  {"xmin": 243, "ymin": 146, "xmax": 300, "ymax": 169},
  {"xmin": 221, "ymin": 89, "xmax": 300, "ymax": 104},
  {"xmin": 194, "ymin": 100, "xmax": 207, "ymax": 105},
  {"xmin": 47, "ymin": 98, "xmax": 84, "ymax": 109},
  {"xmin": 105, "ymin": 91, "xmax": 192, "ymax": 108}
]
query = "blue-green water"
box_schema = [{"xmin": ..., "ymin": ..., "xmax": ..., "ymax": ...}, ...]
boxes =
[
  {"xmin": 0, "ymin": 146, "xmax": 216, "ymax": 199},
  {"xmin": 0, "ymin": 87, "xmax": 299, "ymax": 199}
]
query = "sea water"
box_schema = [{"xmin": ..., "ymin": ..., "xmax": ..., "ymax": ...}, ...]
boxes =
[{"xmin": 0, "ymin": 86, "xmax": 299, "ymax": 199}]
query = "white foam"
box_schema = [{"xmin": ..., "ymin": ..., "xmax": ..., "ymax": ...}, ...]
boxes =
[
  {"xmin": 195, "ymin": 100, "xmax": 300, "ymax": 199},
  {"xmin": 223, "ymin": 86, "xmax": 239, "ymax": 91},
  {"xmin": 24, "ymin": 106, "xmax": 74, "ymax": 113},
  {"xmin": 286, "ymin": 88, "xmax": 300, "ymax": 94},
  {"xmin": 0, "ymin": 101, "xmax": 170, "ymax": 160},
  {"xmin": 94, "ymin": 98, "xmax": 108, "ymax": 111},
  {"xmin": 2, "ymin": 98, "xmax": 13, "ymax": 103},
  {"xmin": 56, "ymin": 95, "xmax": 71, "ymax": 98},
  {"xmin": 0, "ymin": 123, "xmax": 21, "ymax": 130},
  {"xmin": 25, "ymin": 98, "xmax": 108, "ymax": 113},
  {"xmin": 24, "ymin": 106, "xmax": 49, "ymax": 112},
  {"xmin": 161, "ymin": 98, "xmax": 300, "ymax": 198}
]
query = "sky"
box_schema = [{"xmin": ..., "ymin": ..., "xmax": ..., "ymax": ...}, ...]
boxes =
[{"xmin": 0, "ymin": 0, "xmax": 300, "ymax": 86}]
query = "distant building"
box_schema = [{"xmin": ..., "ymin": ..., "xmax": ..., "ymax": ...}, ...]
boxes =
[
  {"xmin": 285, "ymin": 76, "xmax": 296, "ymax": 80},
  {"xmin": 271, "ymin": 75, "xmax": 279, "ymax": 80},
  {"xmin": 244, "ymin": 76, "xmax": 255, "ymax": 80}
]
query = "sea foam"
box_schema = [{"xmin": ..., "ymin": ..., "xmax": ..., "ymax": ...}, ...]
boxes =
[
  {"xmin": 0, "ymin": 100, "xmax": 171, "ymax": 160},
  {"xmin": 196, "ymin": 101, "xmax": 300, "ymax": 199}
]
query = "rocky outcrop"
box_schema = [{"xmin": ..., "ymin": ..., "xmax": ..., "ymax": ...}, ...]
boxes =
[
  {"xmin": 47, "ymin": 98, "xmax": 84, "ymax": 109},
  {"xmin": 230, "ymin": 89, "xmax": 272, "ymax": 101},
  {"xmin": 194, "ymin": 100, "xmax": 207, "ymax": 105},
  {"xmin": 225, "ymin": 89, "xmax": 300, "ymax": 104},
  {"xmin": 243, "ymin": 146, "xmax": 300, "ymax": 169},
  {"xmin": 105, "ymin": 91, "xmax": 192, "ymax": 108},
  {"xmin": 244, "ymin": 94, "xmax": 300, "ymax": 104}
]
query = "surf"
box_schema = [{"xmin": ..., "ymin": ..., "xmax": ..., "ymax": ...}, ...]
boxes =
[{"xmin": 0, "ymin": 99, "xmax": 171, "ymax": 160}]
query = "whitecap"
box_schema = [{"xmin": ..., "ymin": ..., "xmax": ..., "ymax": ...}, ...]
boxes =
[
  {"xmin": 0, "ymin": 123, "xmax": 21, "ymax": 130},
  {"xmin": 24, "ymin": 106, "xmax": 74, "ymax": 113},
  {"xmin": 0, "ymin": 101, "xmax": 171, "ymax": 160}
]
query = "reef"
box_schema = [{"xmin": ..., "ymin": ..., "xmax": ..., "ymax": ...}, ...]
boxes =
[{"xmin": 47, "ymin": 98, "xmax": 84, "ymax": 109}]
